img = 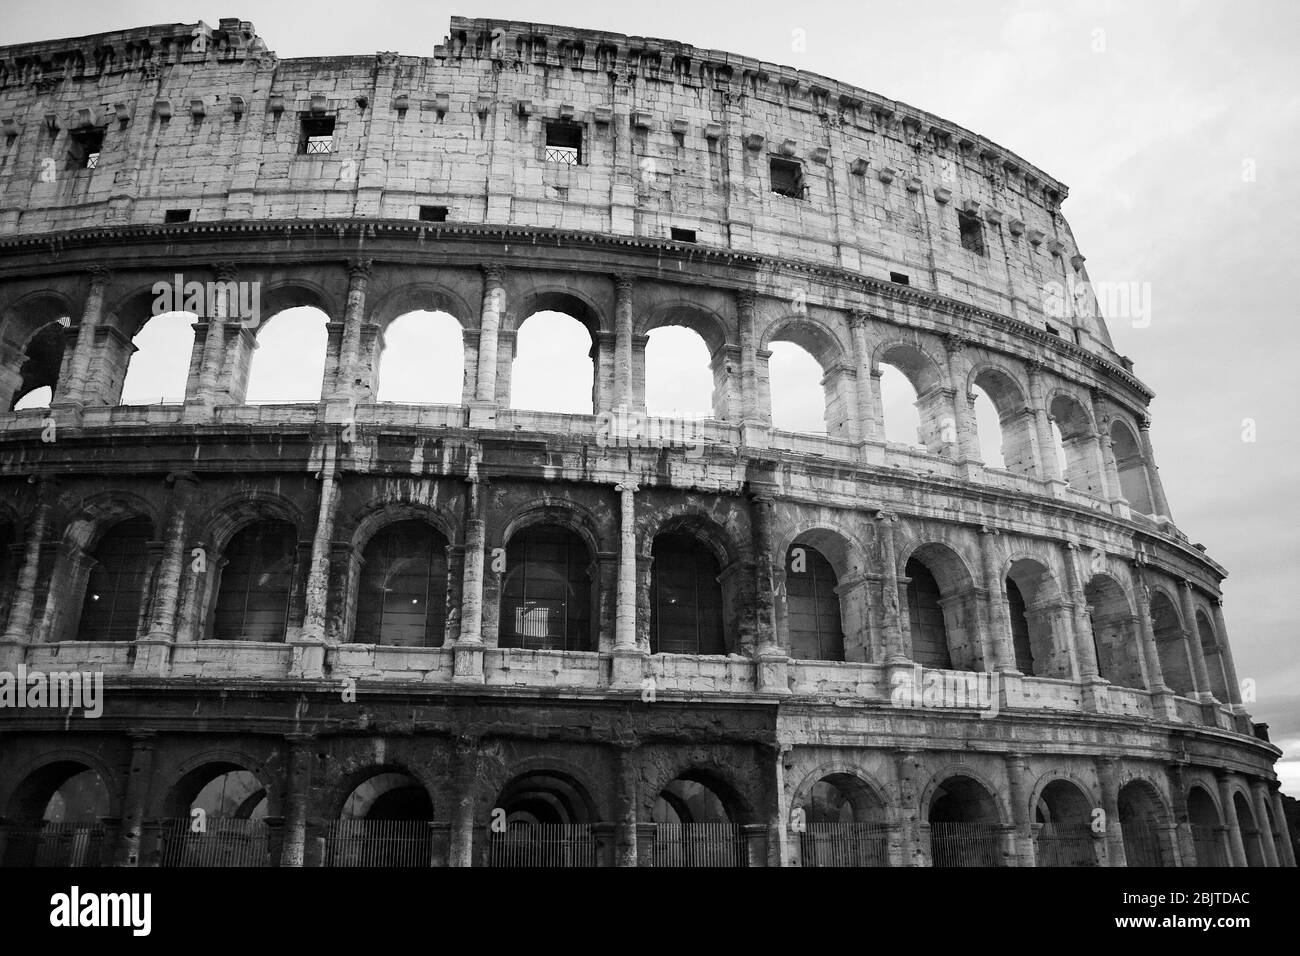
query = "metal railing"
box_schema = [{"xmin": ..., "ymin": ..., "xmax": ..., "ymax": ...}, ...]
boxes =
[
  {"xmin": 652, "ymin": 823, "xmax": 747, "ymax": 868},
  {"xmin": 928, "ymin": 822, "xmax": 1002, "ymax": 867},
  {"xmin": 1191, "ymin": 825, "xmax": 1228, "ymax": 867},
  {"xmin": 1034, "ymin": 823, "xmax": 1099, "ymax": 867},
  {"xmin": 324, "ymin": 820, "xmax": 434, "ymax": 867},
  {"xmin": 158, "ymin": 818, "xmax": 272, "ymax": 867},
  {"xmin": 800, "ymin": 822, "xmax": 889, "ymax": 867},
  {"xmin": 545, "ymin": 146, "xmax": 579, "ymax": 165},
  {"xmin": 487, "ymin": 824, "xmax": 596, "ymax": 867},
  {"xmin": 1120, "ymin": 822, "xmax": 1165, "ymax": 867},
  {"xmin": 2, "ymin": 823, "xmax": 107, "ymax": 867}
]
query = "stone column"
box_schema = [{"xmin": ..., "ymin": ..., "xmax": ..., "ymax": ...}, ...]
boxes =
[
  {"xmin": 1137, "ymin": 416, "xmax": 1173, "ymax": 521},
  {"xmin": 1211, "ymin": 600, "xmax": 1244, "ymax": 709},
  {"xmin": 335, "ymin": 258, "xmax": 373, "ymax": 408},
  {"xmin": 1131, "ymin": 561, "xmax": 1174, "ymax": 716},
  {"xmin": 1250, "ymin": 779, "xmax": 1280, "ymax": 867},
  {"xmin": 449, "ymin": 735, "xmax": 478, "ymax": 867},
  {"xmin": 979, "ymin": 527, "xmax": 1017, "ymax": 674},
  {"xmin": 1217, "ymin": 772, "xmax": 1248, "ymax": 867},
  {"xmin": 192, "ymin": 262, "xmax": 237, "ymax": 409},
  {"xmin": 1269, "ymin": 784, "xmax": 1298, "ymax": 867},
  {"xmin": 943, "ymin": 335, "xmax": 978, "ymax": 468},
  {"xmin": 752, "ymin": 493, "xmax": 788, "ymax": 694},
  {"xmin": 613, "ymin": 744, "xmax": 639, "ymax": 867},
  {"xmin": 1167, "ymin": 764, "xmax": 1197, "ymax": 866},
  {"xmin": 53, "ymin": 266, "xmax": 110, "ymax": 407},
  {"xmin": 113, "ymin": 731, "xmax": 156, "ymax": 867},
  {"xmin": 0, "ymin": 482, "xmax": 55, "ymax": 666},
  {"xmin": 135, "ymin": 473, "xmax": 197, "ymax": 675},
  {"xmin": 1061, "ymin": 542, "xmax": 1102, "ymax": 680},
  {"xmin": 280, "ymin": 734, "xmax": 314, "ymax": 867},
  {"xmin": 848, "ymin": 310, "xmax": 881, "ymax": 447},
  {"xmin": 1090, "ymin": 390, "xmax": 1126, "ymax": 508},
  {"xmin": 893, "ymin": 749, "xmax": 925, "ymax": 867},
  {"xmin": 454, "ymin": 459, "xmax": 486, "ymax": 683},
  {"xmin": 736, "ymin": 290, "xmax": 769, "ymax": 443},
  {"xmin": 1096, "ymin": 758, "xmax": 1126, "ymax": 866},
  {"xmin": 611, "ymin": 480, "xmax": 642, "ymax": 686},
  {"xmin": 1004, "ymin": 753, "xmax": 1034, "ymax": 866},
  {"xmin": 613, "ymin": 275, "xmax": 634, "ymax": 411},
  {"xmin": 1026, "ymin": 361, "xmax": 1063, "ymax": 487},
  {"xmin": 291, "ymin": 443, "xmax": 339, "ymax": 679},
  {"xmin": 473, "ymin": 266, "xmax": 505, "ymax": 413},
  {"xmin": 1178, "ymin": 581, "xmax": 1214, "ymax": 702},
  {"xmin": 876, "ymin": 512, "xmax": 908, "ymax": 663}
]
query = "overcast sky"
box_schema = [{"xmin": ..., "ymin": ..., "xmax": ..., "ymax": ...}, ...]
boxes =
[{"xmin": 6, "ymin": 1, "xmax": 1298, "ymax": 792}]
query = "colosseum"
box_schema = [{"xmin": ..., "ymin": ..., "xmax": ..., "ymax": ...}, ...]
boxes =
[{"xmin": 0, "ymin": 15, "xmax": 1290, "ymax": 870}]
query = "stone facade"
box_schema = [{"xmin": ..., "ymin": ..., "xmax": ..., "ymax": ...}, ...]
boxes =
[{"xmin": 0, "ymin": 17, "xmax": 1289, "ymax": 868}]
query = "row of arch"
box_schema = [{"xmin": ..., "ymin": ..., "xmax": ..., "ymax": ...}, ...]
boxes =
[
  {"xmin": 0, "ymin": 272, "xmax": 1162, "ymax": 513},
  {"xmin": 6, "ymin": 754, "xmax": 1285, "ymax": 867},
  {"xmin": 0, "ymin": 486, "xmax": 1227, "ymax": 695}
]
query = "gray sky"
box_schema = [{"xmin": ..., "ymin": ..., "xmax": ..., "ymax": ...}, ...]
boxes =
[{"xmin": 7, "ymin": 1, "xmax": 1298, "ymax": 789}]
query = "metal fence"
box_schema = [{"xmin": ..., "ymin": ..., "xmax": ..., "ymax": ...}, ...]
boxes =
[
  {"xmin": 2, "ymin": 823, "xmax": 107, "ymax": 867},
  {"xmin": 1191, "ymin": 825, "xmax": 1228, "ymax": 867},
  {"xmin": 487, "ymin": 824, "xmax": 597, "ymax": 868},
  {"xmin": 1120, "ymin": 822, "xmax": 1165, "ymax": 867},
  {"xmin": 158, "ymin": 818, "xmax": 272, "ymax": 868},
  {"xmin": 1035, "ymin": 823, "xmax": 1099, "ymax": 867},
  {"xmin": 653, "ymin": 823, "xmax": 748, "ymax": 868},
  {"xmin": 928, "ymin": 822, "xmax": 1002, "ymax": 867},
  {"xmin": 800, "ymin": 823, "xmax": 890, "ymax": 867},
  {"xmin": 324, "ymin": 820, "xmax": 433, "ymax": 867}
]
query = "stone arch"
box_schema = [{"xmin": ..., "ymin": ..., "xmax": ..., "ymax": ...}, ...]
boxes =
[
  {"xmin": 258, "ymin": 277, "xmax": 338, "ymax": 321},
  {"xmin": 1117, "ymin": 777, "xmax": 1170, "ymax": 866},
  {"xmin": 492, "ymin": 766, "xmax": 603, "ymax": 825},
  {"xmin": 1149, "ymin": 585, "xmax": 1194, "ymax": 697},
  {"xmin": 348, "ymin": 498, "xmax": 459, "ymax": 554},
  {"xmin": 1109, "ymin": 418, "xmax": 1155, "ymax": 514},
  {"xmin": 640, "ymin": 300, "xmax": 730, "ymax": 420},
  {"xmin": 923, "ymin": 767, "xmax": 1006, "ymax": 867},
  {"xmin": 329, "ymin": 762, "xmax": 437, "ymax": 820},
  {"xmin": 896, "ymin": 539, "xmax": 981, "ymax": 671},
  {"xmin": 968, "ymin": 364, "xmax": 1037, "ymax": 476},
  {"xmin": 365, "ymin": 282, "xmax": 476, "ymax": 332},
  {"xmin": 0, "ymin": 289, "xmax": 76, "ymax": 410},
  {"xmin": 1047, "ymin": 390, "xmax": 1105, "ymax": 495},
  {"xmin": 497, "ymin": 496, "xmax": 608, "ymax": 558},
  {"xmin": 762, "ymin": 314, "xmax": 856, "ymax": 438},
  {"xmin": 2, "ymin": 749, "xmax": 123, "ymax": 822},
  {"xmin": 161, "ymin": 752, "xmax": 278, "ymax": 819},
  {"xmin": 873, "ymin": 339, "xmax": 950, "ymax": 453},
  {"xmin": 1003, "ymin": 554, "xmax": 1067, "ymax": 677},
  {"xmin": 507, "ymin": 286, "xmax": 605, "ymax": 337},
  {"xmin": 644, "ymin": 759, "xmax": 757, "ymax": 825},
  {"xmin": 1084, "ymin": 572, "xmax": 1145, "ymax": 689},
  {"xmin": 60, "ymin": 490, "xmax": 160, "ymax": 552},
  {"xmin": 194, "ymin": 490, "xmax": 304, "ymax": 553},
  {"xmin": 1194, "ymin": 609, "xmax": 1230, "ymax": 700},
  {"xmin": 640, "ymin": 299, "xmax": 729, "ymax": 356},
  {"xmin": 1186, "ymin": 783, "xmax": 1228, "ymax": 867},
  {"xmin": 779, "ymin": 526, "xmax": 863, "ymax": 663},
  {"xmin": 0, "ymin": 288, "xmax": 77, "ymax": 350},
  {"xmin": 791, "ymin": 762, "xmax": 891, "ymax": 821},
  {"xmin": 920, "ymin": 765, "xmax": 1007, "ymax": 823},
  {"xmin": 639, "ymin": 507, "xmax": 743, "ymax": 568},
  {"xmin": 1033, "ymin": 775, "xmax": 1101, "ymax": 866},
  {"xmin": 1232, "ymin": 789, "xmax": 1266, "ymax": 866}
]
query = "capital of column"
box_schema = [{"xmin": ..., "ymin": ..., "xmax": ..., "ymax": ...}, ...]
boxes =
[
  {"xmin": 613, "ymin": 274, "xmax": 635, "ymax": 296},
  {"xmin": 875, "ymin": 510, "xmax": 898, "ymax": 524},
  {"xmin": 1137, "ymin": 415, "xmax": 1152, "ymax": 432},
  {"xmin": 347, "ymin": 258, "xmax": 373, "ymax": 281},
  {"xmin": 88, "ymin": 265, "xmax": 112, "ymax": 287},
  {"xmin": 212, "ymin": 261, "xmax": 238, "ymax": 282},
  {"xmin": 481, "ymin": 264, "xmax": 505, "ymax": 286},
  {"xmin": 942, "ymin": 333, "xmax": 967, "ymax": 355},
  {"xmin": 614, "ymin": 481, "xmax": 640, "ymax": 494},
  {"xmin": 849, "ymin": 307, "xmax": 871, "ymax": 329},
  {"xmin": 734, "ymin": 289, "xmax": 756, "ymax": 312}
]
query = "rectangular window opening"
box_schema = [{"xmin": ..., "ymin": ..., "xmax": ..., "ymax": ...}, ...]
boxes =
[
  {"xmin": 958, "ymin": 210, "xmax": 986, "ymax": 255},
  {"xmin": 1044, "ymin": 322, "xmax": 1060, "ymax": 336},
  {"xmin": 300, "ymin": 115, "xmax": 335, "ymax": 154},
  {"xmin": 670, "ymin": 227, "xmax": 697, "ymax": 243},
  {"xmin": 889, "ymin": 271, "xmax": 910, "ymax": 285},
  {"xmin": 164, "ymin": 209, "xmax": 191, "ymax": 223},
  {"xmin": 770, "ymin": 157, "xmax": 805, "ymax": 199},
  {"xmin": 67, "ymin": 126, "xmax": 105, "ymax": 170},
  {"xmin": 419, "ymin": 205, "xmax": 449, "ymax": 222},
  {"xmin": 545, "ymin": 121, "xmax": 583, "ymax": 165}
]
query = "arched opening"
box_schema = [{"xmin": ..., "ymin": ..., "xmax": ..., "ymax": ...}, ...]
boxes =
[
  {"xmin": 1118, "ymin": 781, "xmax": 1167, "ymax": 866},
  {"xmin": 10, "ymin": 320, "xmax": 68, "ymax": 411},
  {"xmin": 1110, "ymin": 421, "xmax": 1155, "ymax": 514},
  {"xmin": 1005, "ymin": 558, "xmax": 1061, "ymax": 677},
  {"xmin": 799, "ymin": 773, "xmax": 888, "ymax": 867},
  {"xmin": 1150, "ymin": 590, "xmax": 1195, "ymax": 697},
  {"xmin": 653, "ymin": 774, "xmax": 745, "ymax": 867},
  {"xmin": 1084, "ymin": 575, "xmax": 1145, "ymax": 689},
  {"xmin": 879, "ymin": 364, "xmax": 923, "ymax": 447},
  {"xmin": 160, "ymin": 763, "xmax": 270, "ymax": 867},
  {"xmin": 970, "ymin": 369, "xmax": 1036, "ymax": 476},
  {"xmin": 510, "ymin": 311, "xmax": 594, "ymax": 414},
  {"xmin": 1195, "ymin": 611, "xmax": 1230, "ymax": 701},
  {"xmin": 1034, "ymin": 780, "xmax": 1099, "ymax": 866},
  {"xmin": 77, "ymin": 514, "xmax": 152, "ymax": 642},
  {"xmin": 905, "ymin": 557, "xmax": 951, "ymax": 669},
  {"xmin": 785, "ymin": 543, "xmax": 844, "ymax": 662},
  {"xmin": 1188, "ymin": 786, "xmax": 1227, "ymax": 867},
  {"xmin": 489, "ymin": 770, "xmax": 598, "ymax": 867},
  {"xmin": 210, "ymin": 519, "xmax": 298, "ymax": 642},
  {"xmin": 767, "ymin": 341, "xmax": 827, "ymax": 434},
  {"xmin": 971, "ymin": 384, "xmax": 1006, "ymax": 469},
  {"xmin": 3, "ymin": 762, "xmax": 111, "ymax": 867},
  {"xmin": 354, "ymin": 520, "xmax": 449, "ymax": 647},
  {"xmin": 119, "ymin": 311, "xmax": 196, "ymax": 405},
  {"xmin": 650, "ymin": 532, "xmax": 725, "ymax": 655},
  {"xmin": 1049, "ymin": 395, "xmax": 1103, "ymax": 494},
  {"xmin": 1234, "ymin": 791, "xmax": 1265, "ymax": 867},
  {"xmin": 645, "ymin": 325, "xmax": 713, "ymax": 418},
  {"xmin": 928, "ymin": 775, "xmax": 1002, "ymax": 867},
  {"xmin": 329, "ymin": 771, "xmax": 434, "ymax": 868},
  {"xmin": 499, "ymin": 524, "xmax": 594, "ymax": 652},
  {"xmin": 375, "ymin": 311, "xmax": 464, "ymax": 405},
  {"xmin": 245, "ymin": 307, "xmax": 329, "ymax": 404}
]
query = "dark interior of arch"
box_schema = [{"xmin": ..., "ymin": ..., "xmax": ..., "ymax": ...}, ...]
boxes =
[
  {"xmin": 211, "ymin": 519, "xmax": 297, "ymax": 641},
  {"xmin": 786, "ymin": 544, "xmax": 844, "ymax": 661},
  {"xmin": 355, "ymin": 519, "xmax": 449, "ymax": 647},
  {"xmin": 78, "ymin": 514, "xmax": 152, "ymax": 642},
  {"xmin": 499, "ymin": 524, "xmax": 593, "ymax": 651},
  {"xmin": 11, "ymin": 321, "xmax": 66, "ymax": 409},
  {"xmin": 905, "ymin": 557, "xmax": 951, "ymax": 669},
  {"xmin": 650, "ymin": 532, "xmax": 725, "ymax": 655}
]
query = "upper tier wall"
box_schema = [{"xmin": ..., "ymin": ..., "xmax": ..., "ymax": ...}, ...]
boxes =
[{"xmin": 0, "ymin": 16, "xmax": 1120, "ymax": 361}]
